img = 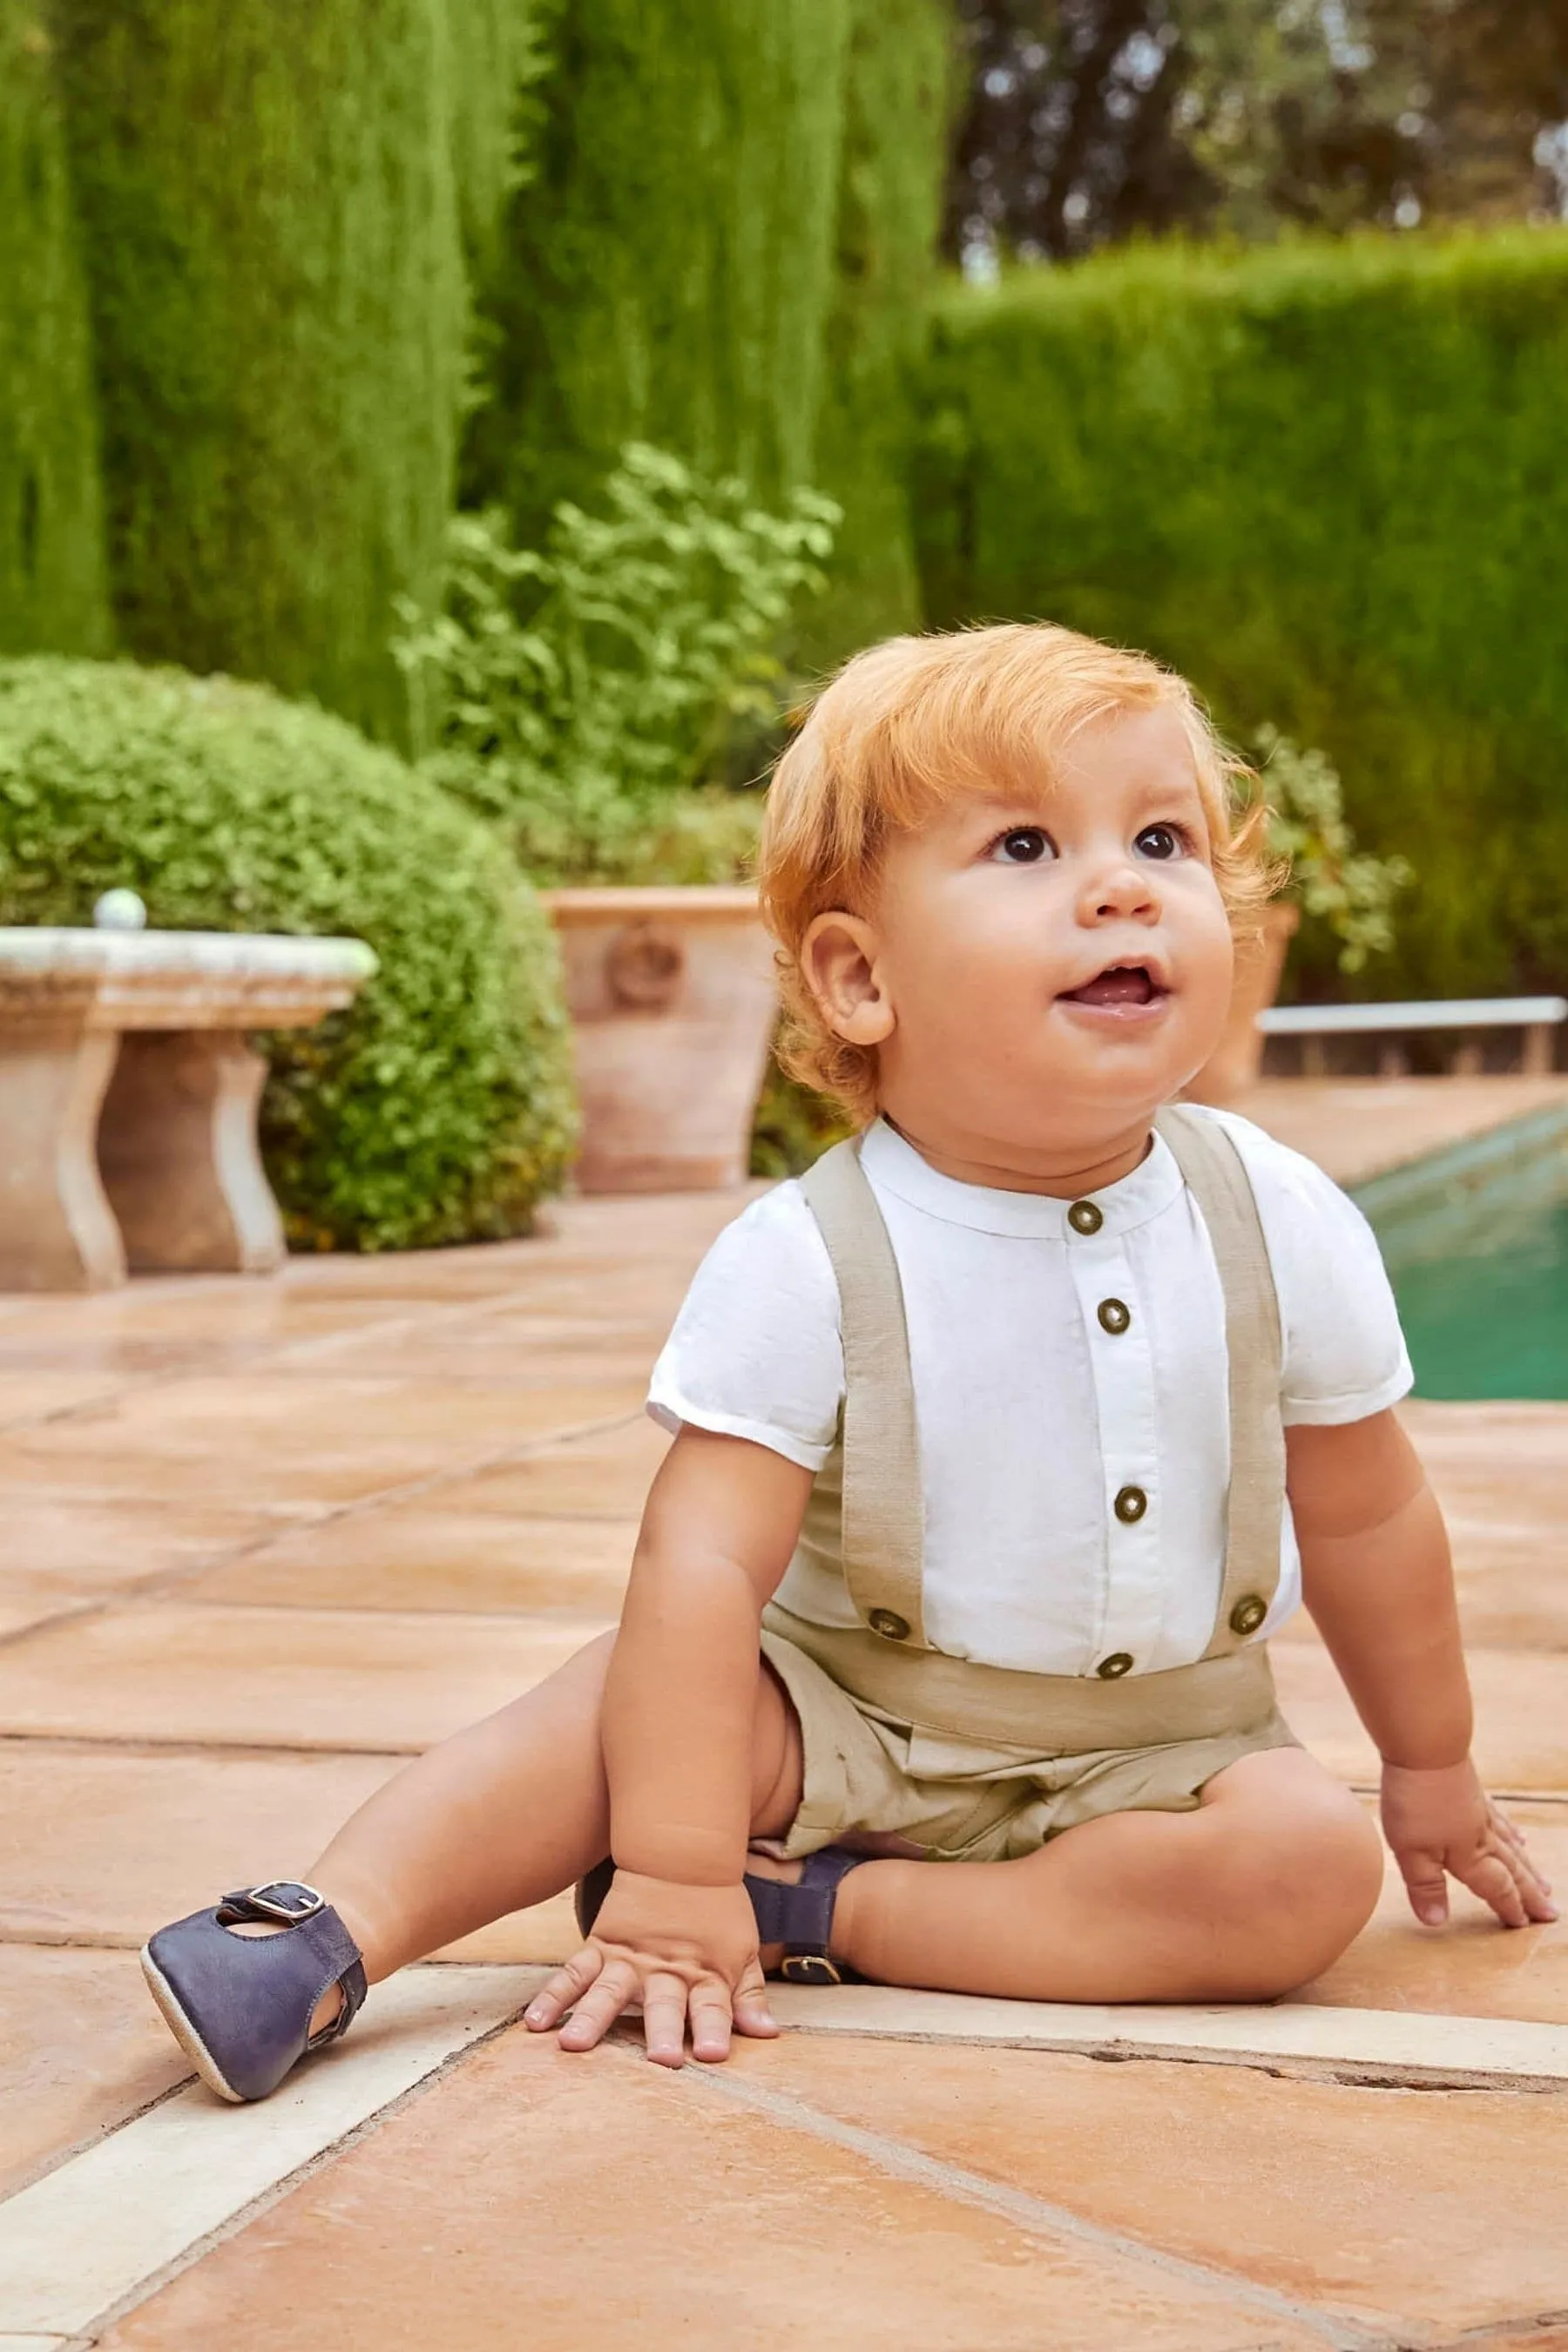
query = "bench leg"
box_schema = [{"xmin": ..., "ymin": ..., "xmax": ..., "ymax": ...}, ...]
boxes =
[
  {"xmin": 1522, "ymin": 1023, "xmax": 1555, "ymax": 1078},
  {"xmin": 97, "ymin": 1031, "xmax": 286, "ymax": 1274},
  {"xmin": 0, "ymin": 1026, "xmax": 126, "ymax": 1292}
]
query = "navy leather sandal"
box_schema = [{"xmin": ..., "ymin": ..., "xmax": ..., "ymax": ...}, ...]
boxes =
[
  {"xmin": 140, "ymin": 1881, "xmax": 368, "ymax": 2105},
  {"xmin": 575, "ymin": 1849, "xmax": 866, "ymax": 1987}
]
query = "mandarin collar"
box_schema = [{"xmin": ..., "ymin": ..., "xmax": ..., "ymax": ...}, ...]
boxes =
[{"xmin": 857, "ymin": 1117, "xmax": 1186, "ymax": 1240}]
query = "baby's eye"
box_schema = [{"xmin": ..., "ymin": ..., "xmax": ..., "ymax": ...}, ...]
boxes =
[
  {"xmin": 988, "ymin": 826, "xmax": 1056, "ymax": 865},
  {"xmin": 1134, "ymin": 823, "xmax": 1186, "ymax": 862}
]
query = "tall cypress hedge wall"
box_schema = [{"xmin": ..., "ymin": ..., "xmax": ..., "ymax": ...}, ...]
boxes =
[
  {"xmin": 47, "ymin": 0, "xmax": 476, "ymax": 743},
  {"xmin": 801, "ymin": 0, "xmax": 955, "ymax": 666},
  {"xmin": 464, "ymin": 0, "xmax": 855, "ymax": 539},
  {"xmin": 915, "ymin": 233, "xmax": 1568, "ymax": 1002},
  {"xmin": 0, "ymin": 4, "xmax": 110, "ymax": 658}
]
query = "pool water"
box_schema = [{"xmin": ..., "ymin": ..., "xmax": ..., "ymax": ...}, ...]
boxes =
[
  {"xmin": 1355, "ymin": 1109, "xmax": 1568, "ymax": 1402},
  {"xmin": 1383, "ymin": 1191, "xmax": 1568, "ymax": 1400}
]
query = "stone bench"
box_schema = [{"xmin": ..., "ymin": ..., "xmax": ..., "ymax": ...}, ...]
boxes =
[{"xmin": 0, "ymin": 928, "xmax": 376, "ymax": 1291}]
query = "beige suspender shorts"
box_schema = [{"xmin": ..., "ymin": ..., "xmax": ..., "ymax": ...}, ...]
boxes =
[{"xmin": 758, "ymin": 1108, "xmax": 1299, "ymax": 1864}]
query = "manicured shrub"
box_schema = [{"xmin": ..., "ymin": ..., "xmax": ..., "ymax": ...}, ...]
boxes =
[
  {"xmin": 0, "ymin": 658, "xmax": 576, "ymax": 1249},
  {"xmin": 915, "ymin": 232, "xmax": 1568, "ymax": 1001},
  {"xmin": 47, "ymin": 0, "xmax": 476, "ymax": 744},
  {"xmin": 0, "ymin": 3, "xmax": 111, "ymax": 657},
  {"xmin": 463, "ymin": 0, "xmax": 854, "ymax": 537}
]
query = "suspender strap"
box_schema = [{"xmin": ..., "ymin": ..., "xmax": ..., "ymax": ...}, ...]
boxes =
[
  {"xmin": 798, "ymin": 1138, "xmax": 929, "ymax": 1647},
  {"xmin": 798, "ymin": 1111, "xmax": 1286, "ymax": 1668},
  {"xmin": 1153, "ymin": 1107, "xmax": 1286, "ymax": 1654}
]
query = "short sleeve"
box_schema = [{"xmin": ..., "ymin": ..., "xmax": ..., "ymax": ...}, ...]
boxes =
[
  {"xmin": 1206, "ymin": 1111, "xmax": 1415, "ymax": 1427},
  {"xmin": 645, "ymin": 1182, "xmax": 844, "ymax": 1470}
]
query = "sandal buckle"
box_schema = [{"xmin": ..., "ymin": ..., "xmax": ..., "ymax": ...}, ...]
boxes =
[
  {"xmin": 781, "ymin": 1952, "xmax": 843, "ymax": 1987},
  {"xmin": 243, "ymin": 1881, "xmax": 327, "ymax": 1924}
]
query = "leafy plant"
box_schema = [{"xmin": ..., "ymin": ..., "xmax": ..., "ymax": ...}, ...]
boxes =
[
  {"xmin": 0, "ymin": 657, "xmax": 576, "ymax": 1249},
  {"xmin": 1254, "ymin": 725, "xmax": 1411, "ymax": 974},
  {"xmin": 394, "ymin": 443, "xmax": 839, "ymax": 883}
]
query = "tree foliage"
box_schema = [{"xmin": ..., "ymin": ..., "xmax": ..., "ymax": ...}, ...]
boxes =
[{"xmin": 945, "ymin": 0, "xmax": 1568, "ymax": 267}]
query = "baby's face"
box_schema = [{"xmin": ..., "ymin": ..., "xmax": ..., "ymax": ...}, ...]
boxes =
[{"xmin": 806, "ymin": 704, "xmax": 1236, "ymax": 1168}]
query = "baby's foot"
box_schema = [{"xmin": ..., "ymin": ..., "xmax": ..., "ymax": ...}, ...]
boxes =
[{"xmin": 141, "ymin": 1882, "xmax": 366, "ymax": 2102}]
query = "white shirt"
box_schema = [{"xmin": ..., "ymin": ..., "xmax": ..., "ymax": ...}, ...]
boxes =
[{"xmin": 647, "ymin": 1111, "xmax": 1412, "ymax": 1678}]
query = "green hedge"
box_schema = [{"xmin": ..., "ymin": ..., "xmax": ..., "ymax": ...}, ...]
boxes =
[
  {"xmin": 915, "ymin": 232, "xmax": 1568, "ymax": 1001},
  {"xmin": 0, "ymin": 658, "xmax": 576, "ymax": 1248},
  {"xmin": 0, "ymin": 5, "xmax": 111, "ymax": 658},
  {"xmin": 801, "ymin": 0, "xmax": 954, "ymax": 666},
  {"xmin": 464, "ymin": 0, "xmax": 854, "ymax": 538},
  {"xmin": 47, "ymin": 0, "xmax": 476, "ymax": 744}
]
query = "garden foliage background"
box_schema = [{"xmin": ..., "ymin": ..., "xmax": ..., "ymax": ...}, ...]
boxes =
[{"xmin": 1, "ymin": 0, "xmax": 1565, "ymax": 1237}]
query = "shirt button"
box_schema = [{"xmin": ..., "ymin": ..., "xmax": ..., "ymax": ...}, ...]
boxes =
[
  {"xmin": 1067, "ymin": 1200, "xmax": 1104, "ymax": 1235},
  {"xmin": 1113, "ymin": 1484, "xmax": 1148, "ymax": 1524},
  {"xmin": 1097, "ymin": 1297, "xmax": 1131, "ymax": 1335},
  {"xmin": 1097, "ymin": 1652, "xmax": 1135, "ymax": 1680},
  {"xmin": 1229, "ymin": 1593, "xmax": 1268, "ymax": 1637},
  {"xmin": 868, "ymin": 1607, "xmax": 911, "ymax": 1641}
]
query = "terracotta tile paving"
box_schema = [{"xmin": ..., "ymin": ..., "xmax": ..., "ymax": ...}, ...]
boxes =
[
  {"xmin": 736, "ymin": 2034, "xmax": 1568, "ymax": 2336},
  {"xmin": 0, "ymin": 1603, "xmax": 614, "ymax": 1752},
  {"xmin": 0, "ymin": 1947, "xmax": 188, "ymax": 2200},
  {"xmin": 90, "ymin": 2031, "xmax": 1335, "ymax": 2352},
  {"xmin": 186, "ymin": 1504, "xmax": 638, "ymax": 1616},
  {"xmin": 2, "ymin": 1100, "xmax": 1566, "ymax": 2345}
]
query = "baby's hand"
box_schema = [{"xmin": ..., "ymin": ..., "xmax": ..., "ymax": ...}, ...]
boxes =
[
  {"xmin": 523, "ymin": 1869, "xmax": 776, "ymax": 2067},
  {"xmin": 1381, "ymin": 1758, "xmax": 1557, "ymax": 1930}
]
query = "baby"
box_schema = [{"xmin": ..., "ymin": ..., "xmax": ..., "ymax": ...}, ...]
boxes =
[{"xmin": 142, "ymin": 623, "xmax": 1552, "ymax": 2099}]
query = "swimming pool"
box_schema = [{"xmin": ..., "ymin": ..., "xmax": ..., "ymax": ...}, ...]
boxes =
[{"xmin": 1354, "ymin": 1103, "xmax": 1568, "ymax": 1402}]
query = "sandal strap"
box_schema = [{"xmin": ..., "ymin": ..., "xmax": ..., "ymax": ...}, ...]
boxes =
[
  {"xmin": 744, "ymin": 1848, "xmax": 866, "ymax": 1984},
  {"xmin": 573, "ymin": 1849, "xmax": 866, "ymax": 1988},
  {"xmin": 217, "ymin": 1883, "xmax": 367, "ymax": 2045}
]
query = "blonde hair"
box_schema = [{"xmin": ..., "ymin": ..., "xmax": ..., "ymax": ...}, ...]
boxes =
[{"xmin": 759, "ymin": 622, "xmax": 1274, "ymax": 1123}]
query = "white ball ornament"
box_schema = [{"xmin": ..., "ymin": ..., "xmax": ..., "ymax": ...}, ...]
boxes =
[{"xmin": 93, "ymin": 889, "xmax": 149, "ymax": 932}]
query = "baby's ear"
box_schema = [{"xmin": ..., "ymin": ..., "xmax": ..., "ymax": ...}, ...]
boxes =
[{"xmin": 801, "ymin": 911, "xmax": 895, "ymax": 1047}]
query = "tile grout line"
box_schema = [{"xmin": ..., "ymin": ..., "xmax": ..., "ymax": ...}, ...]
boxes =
[
  {"xmin": 0, "ymin": 1404, "xmax": 648, "ymax": 1654},
  {"xmin": 672, "ymin": 2055, "xmax": 1390, "ymax": 2352},
  {"xmin": 0, "ymin": 1965, "xmax": 544, "ymax": 2342}
]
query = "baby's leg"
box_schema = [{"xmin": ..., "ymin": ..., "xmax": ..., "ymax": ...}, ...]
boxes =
[
  {"xmin": 822, "ymin": 1747, "xmax": 1383, "ymax": 2004},
  {"xmin": 300, "ymin": 1634, "xmax": 802, "ymax": 1990}
]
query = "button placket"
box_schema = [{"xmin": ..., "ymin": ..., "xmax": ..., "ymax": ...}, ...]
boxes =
[{"xmin": 1064, "ymin": 1217, "xmax": 1164, "ymax": 1675}]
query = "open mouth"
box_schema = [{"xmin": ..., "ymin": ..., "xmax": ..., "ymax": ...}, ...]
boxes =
[{"xmin": 1058, "ymin": 963, "xmax": 1168, "ymax": 1010}]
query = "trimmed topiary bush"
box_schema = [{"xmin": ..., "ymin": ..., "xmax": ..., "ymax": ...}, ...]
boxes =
[
  {"xmin": 802, "ymin": 0, "xmax": 954, "ymax": 666},
  {"xmin": 47, "ymin": 0, "xmax": 474, "ymax": 744},
  {"xmin": 0, "ymin": 657, "xmax": 576, "ymax": 1249},
  {"xmin": 915, "ymin": 231, "xmax": 1568, "ymax": 1003},
  {"xmin": 463, "ymin": 0, "xmax": 854, "ymax": 539},
  {"xmin": 0, "ymin": 3, "xmax": 112, "ymax": 657}
]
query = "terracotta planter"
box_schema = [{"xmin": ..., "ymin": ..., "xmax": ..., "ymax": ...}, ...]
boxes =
[
  {"xmin": 542, "ymin": 886, "xmax": 778, "ymax": 1193},
  {"xmin": 1185, "ymin": 902, "xmax": 1301, "ymax": 1106}
]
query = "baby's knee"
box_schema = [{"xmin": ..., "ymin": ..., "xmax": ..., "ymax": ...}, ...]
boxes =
[{"xmin": 1210, "ymin": 1783, "xmax": 1383, "ymax": 1995}]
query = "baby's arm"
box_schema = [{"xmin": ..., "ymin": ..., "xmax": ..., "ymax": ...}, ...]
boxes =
[
  {"xmin": 1288, "ymin": 1409, "xmax": 1556, "ymax": 1930},
  {"xmin": 524, "ymin": 1423, "xmax": 812, "ymax": 2063}
]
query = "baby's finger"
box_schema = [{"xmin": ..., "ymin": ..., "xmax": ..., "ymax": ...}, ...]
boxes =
[
  {"xmin": 1458, "ymin": 1849, "xmax": 1530, "ymax": 1930},
  {"xmin": 557, "ymin": 1957, "xmax": 639, "ymax": 2051},
  {"xmin": 687, "ymin": 1977, "xmax": 736, "ymax": 2066},
  {"xmin": 641, "ymin": 1971, "xmax": 693, "ymax": 2069},
  {"xmin": 731, "ymin": 1958, "xmax": 779, "ymax": 2044},
  {"xmin": 1502, "ymin": 1843, "xmax": 1559, "ymax": 1923},
  {"xmin": 524, "ymin": 1945, "xmax": 605, "ymax": 2031},
  {"xmin": 1396, "ymin": 1846, "xmax": 1450, "ymax": 1927}
]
